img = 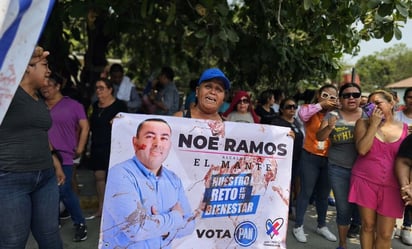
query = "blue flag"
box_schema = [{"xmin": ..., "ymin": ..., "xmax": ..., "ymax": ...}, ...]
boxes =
[{"xmin": 0, "ymin": 0, "xmax": 55, "ymax": 124}]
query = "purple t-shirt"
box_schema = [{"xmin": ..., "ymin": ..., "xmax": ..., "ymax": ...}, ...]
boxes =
[{"xmin": 48, "ymin": 97, "xmax": 87, "ymax": 165}]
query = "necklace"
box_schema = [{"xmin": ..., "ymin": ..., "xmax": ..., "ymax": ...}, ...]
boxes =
[
  {"xmin": 97, "ymin": 107, "xmax": 105, "ymax": 117},
  {"xmin": 97, "ymin": 98, "xmax": 115, "ymax": 117}
]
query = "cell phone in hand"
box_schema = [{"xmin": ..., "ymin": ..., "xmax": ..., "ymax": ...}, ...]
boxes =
[{"xmin": 362, "ymin": 102, "xmax": 375, "ymax": 117}]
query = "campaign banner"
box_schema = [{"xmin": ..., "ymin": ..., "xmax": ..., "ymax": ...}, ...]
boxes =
[
  {"xmin": 0, "ymin": 0, "xmax": 54, "ymax": 124},
  {"xmin": 104, "ymin": 113, "xmax": 293, "ymax": 248}
]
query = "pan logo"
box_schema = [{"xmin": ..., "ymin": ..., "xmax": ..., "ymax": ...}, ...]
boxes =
[
  {"xmin": 234, "ymin": 221, "xmax": 257, "ymax": 247},
  {"xmin": 265, "ymin": 218, "xmax": 284, "ymax": 239}
]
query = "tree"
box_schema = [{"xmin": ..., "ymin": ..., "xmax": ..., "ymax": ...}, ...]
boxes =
[
  {"xmin": 355, "ymin": 43, "xmax": 412, "ymax": 92},
  {"xmin": 39, "ymin": 0, "xmax": 412, "ymax": 103},
  {"xmin": 356, "ymin": 55, "xmax": 394, "ymax": 92},
  {"xmin": 379, "ymin": 43, "xmax": 412, "ymax": 80}
]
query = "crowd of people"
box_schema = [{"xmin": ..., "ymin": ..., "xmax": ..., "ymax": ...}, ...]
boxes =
[{"xmin": 2, "ymin": 46, "xmax": 412, "ymax": 249}]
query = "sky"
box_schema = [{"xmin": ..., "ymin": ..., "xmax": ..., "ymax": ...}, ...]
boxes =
[{"xmin": 344, "ymin": 21, "xmax": 412, "ymax": 64}]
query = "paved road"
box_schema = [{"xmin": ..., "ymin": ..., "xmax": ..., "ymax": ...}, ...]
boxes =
[
  {"xmin": 25, "ymin": 168, "xmax": 100, "ymax": 249},
  {"xmin": 26, "ymin": 167, "xmax": 411, "ymax": 249}
]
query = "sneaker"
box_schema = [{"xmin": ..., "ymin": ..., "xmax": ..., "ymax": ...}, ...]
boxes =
[
  {"xmin": 85, "ymin": 214, "xmax": 101, "ymax": 220},
  {"xmin": 293, "ymin": 225, "xmax": 307, "ymax": 243},
  {"xmin": 401, "ymin": 226, "xmax": 412, "ymax": 245},
  {"xmin": 347, "ymin": 224, "xmax": 360, "ymax": 238},
  {"xmin": 316, "ymin": 226, "xmax": 337, "ymax": 241},
  {"xmin": 59, "ymin": 209, "xmax": 71, "ymax": 220},
  {"xmin": 392, "ymin": 225, "xmax": 400, "ymax": 239},
  {"xmin": 73, "ymin": 223, "xmax": 88, "ymax": 242}
]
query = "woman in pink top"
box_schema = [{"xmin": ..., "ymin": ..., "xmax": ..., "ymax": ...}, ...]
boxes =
[{"xmin": 348, "ymin": 90, "xmax": 408, "ymax": 249}]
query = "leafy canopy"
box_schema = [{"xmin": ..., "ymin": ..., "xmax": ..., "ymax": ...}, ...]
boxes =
[{"xmin": 41, "ymin": 0, "xmax": 412, "ymax": 96}]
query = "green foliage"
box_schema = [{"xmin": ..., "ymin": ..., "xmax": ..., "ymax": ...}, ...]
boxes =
[
  {"xmin": 40, "ymin": 0, "xmax": 412, "ymax": 98},
  {"xmin": 355, "ymin": 43, "xmax": 412, "ymax": 92}
]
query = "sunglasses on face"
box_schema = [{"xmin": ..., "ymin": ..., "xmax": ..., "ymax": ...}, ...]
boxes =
[
  {"xmin": 320, "ymin": 91, "xmax": 337, "ymax": 101},
  {"xmin": 238, "ymin": 98, "xmax": 250, "ymax": 104},
  {"xmin": 341, "ymin": 92, "xmax": 361, "ymax": 99},
  {"xmin": 284, "ymin": 104, "xmax": 297, "ymax": 110}
]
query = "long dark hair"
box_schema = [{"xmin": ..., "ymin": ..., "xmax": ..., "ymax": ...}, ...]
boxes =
[
  {"xmin": 259, "ymin": 89, "xmax": 274, "ymax": 105},
  {"xmin": 338, "ymin": 83, "xmax": 361, "ymax": 97},
  {"xmin": 313, "ymin": 84, "xmax": 338, "ymax": 103},
  {"xmin": 403, "ymin": 87, "xmax": 412, "ymax": 102},
  {"xmin": 278, "ymin": 97, "xmax": 297, "ymax": 116}
]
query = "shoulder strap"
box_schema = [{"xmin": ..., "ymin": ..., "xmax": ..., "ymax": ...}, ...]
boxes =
[{"xmin": 183, "ymin": 108, "xmax": 191, "ymax": 118}]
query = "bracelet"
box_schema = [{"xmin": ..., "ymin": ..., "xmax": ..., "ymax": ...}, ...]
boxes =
[{"xmin": 51, "ymin": 150, "xmax": 58, "ymax": 155}]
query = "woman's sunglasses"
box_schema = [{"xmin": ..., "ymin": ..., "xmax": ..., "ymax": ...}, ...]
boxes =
[
  {"xmin": 341, "ymin": 92, "xmax": 361, "ymax": 99},
  {"xmin": 238, "ymin": 98, "xmax": 250, "ymax": 104},
  {"xmin": 284, "ymin": 104, "xmax": 297, "ymax": 110}
]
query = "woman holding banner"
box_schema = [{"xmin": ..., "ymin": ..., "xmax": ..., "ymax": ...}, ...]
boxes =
[
  {"xmin": 0, "ymin": 46, "xmax": 64, "ymax": 249},
  {"xmin": 175, "ymin": 68, "xmax": 230, "ymax": 120},
  {"xmin": 270, "ymin": 97, "xmax": 304, "ymax": 219}
]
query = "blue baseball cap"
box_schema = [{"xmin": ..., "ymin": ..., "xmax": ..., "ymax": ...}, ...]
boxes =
[{"xmin": 198, "ymin": 68, "xmax": 230, "ymax": 90}]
